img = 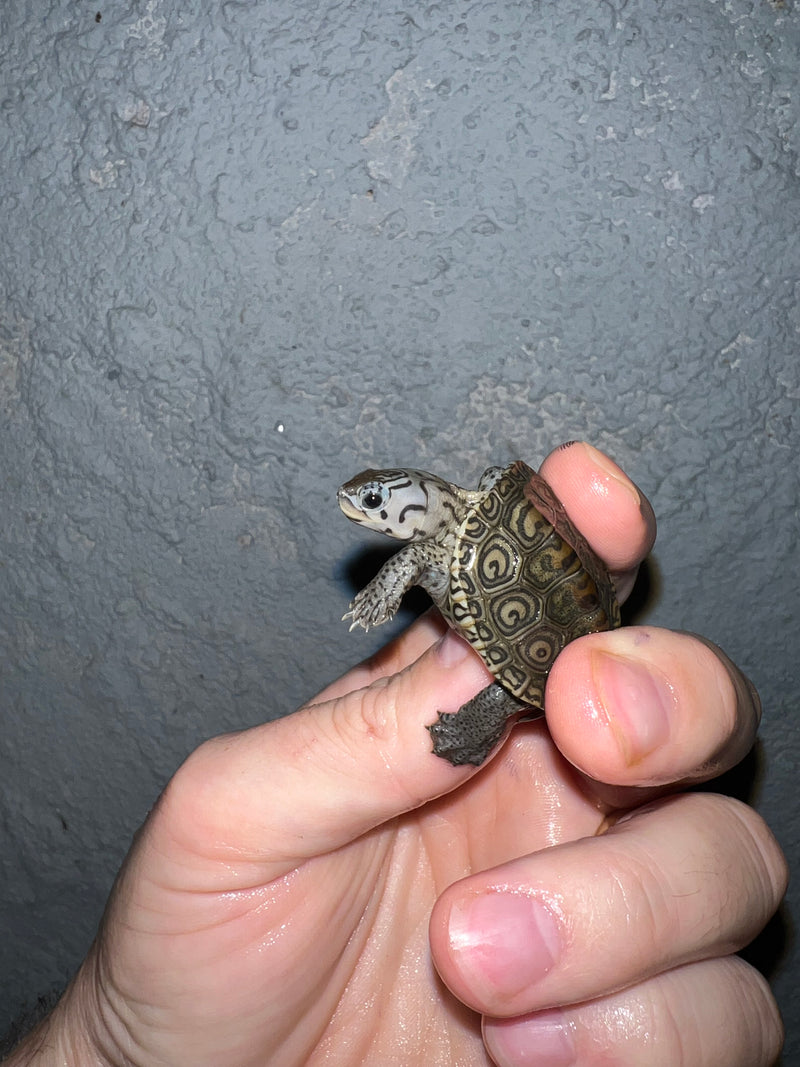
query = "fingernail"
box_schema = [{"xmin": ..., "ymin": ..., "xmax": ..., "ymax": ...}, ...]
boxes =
[
  {"xmin": 580, "ymin": 442, "xmax": 642, "ymax": 508},
  {"xmin": 484, "ymin": 1010, "xmax": 576, "ymax": 1067},
  {"xmin": 592, "ymin": 650, "xmax": 673, "ymax": 763},
  {"xmin": 435, "ymin": 627, "xmax": 472, "ymax": 666},
  {"xmin": 448, "ymin": 891, "xmax": 561, "ymax": 1001}
]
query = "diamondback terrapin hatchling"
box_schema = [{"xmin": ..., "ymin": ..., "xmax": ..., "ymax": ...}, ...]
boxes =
[{"xmin": 338, "ymin": 460, "xmax": 620, "ymax": 766}]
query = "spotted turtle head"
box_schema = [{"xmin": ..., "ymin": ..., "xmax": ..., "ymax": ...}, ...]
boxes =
[{"xmin": 338, "ymin": 468, "xmax": 457, "ymax": 541}]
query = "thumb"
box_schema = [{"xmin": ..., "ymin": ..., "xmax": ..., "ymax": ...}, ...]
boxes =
[{"xmin": 162, "ymin": 628, "xmax": 494, "ymax": 881}]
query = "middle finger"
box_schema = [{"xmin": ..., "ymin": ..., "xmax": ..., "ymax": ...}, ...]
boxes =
[{"xmin": 429, "ymin": 792, "xmax": 786, "ymax": 1019}]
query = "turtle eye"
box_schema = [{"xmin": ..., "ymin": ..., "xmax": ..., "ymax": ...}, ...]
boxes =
[{"xmin": 360, "ymin": 486, "xmax": 386, "ymax": 511}]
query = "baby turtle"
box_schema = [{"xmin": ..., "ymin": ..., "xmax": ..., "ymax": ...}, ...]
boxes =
[{"xmin": 338, "ymin": 461, "xmax": 620, "ymax": 766}]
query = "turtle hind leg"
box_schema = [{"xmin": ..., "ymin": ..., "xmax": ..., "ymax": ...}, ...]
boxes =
[{"xmin": 427, "ymin": 682, "xmax": 540, "ymax": 766}]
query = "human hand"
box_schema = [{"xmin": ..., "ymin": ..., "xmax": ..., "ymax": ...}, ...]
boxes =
[{"xmin": 10, "ymin": 443, "xmax": 786, "ymax": 1067}]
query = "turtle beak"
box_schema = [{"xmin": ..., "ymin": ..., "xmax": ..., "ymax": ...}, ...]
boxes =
[{"xmin": 337, "ymin": 487, "xmax": 365, "ymax": 524}]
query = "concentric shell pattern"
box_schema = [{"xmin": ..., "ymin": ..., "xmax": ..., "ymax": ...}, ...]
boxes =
[{"xmin": 441, "ymin": 460, "xmax": 621, "ymax": 707}]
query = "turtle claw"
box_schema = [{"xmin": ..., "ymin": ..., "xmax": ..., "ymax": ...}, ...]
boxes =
[
  {"xmin": 343, "ymin": 606, "xmax": 368, "ymax": 633},
  {"xmin": 345, "ymin": 585, "xmax": 399, "ymax": 632}
]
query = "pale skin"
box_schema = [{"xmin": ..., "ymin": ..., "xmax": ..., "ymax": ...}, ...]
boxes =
[{"xmin": 7, "ymin": 442, "xmax": 787, "ymax": 1067}]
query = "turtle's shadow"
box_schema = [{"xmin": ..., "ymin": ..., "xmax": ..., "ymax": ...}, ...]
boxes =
[
  {"xmin": 621, "ymin": 555, "xmax": 659, "ymax": 623},
  {"xmin": 626, "ymin": 556, "xmax": 793, "ymax": 984},
  {"xmin": 722, "ymin": 742, "xmax": 793, "ymax": 985}
]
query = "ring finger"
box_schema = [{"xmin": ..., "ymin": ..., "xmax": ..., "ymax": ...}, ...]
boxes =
[{"xmin": 482, "ymin": 955, "xmax": 783, "ymax": 1067}]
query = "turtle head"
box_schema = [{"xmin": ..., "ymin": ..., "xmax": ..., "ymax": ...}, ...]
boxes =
[{"xmin": 338, "ymin": 467, "xmax": 459, "ymax": 541}]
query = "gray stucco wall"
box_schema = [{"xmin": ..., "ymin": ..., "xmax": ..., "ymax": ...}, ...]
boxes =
[{"xmin": 1, "ymin": 0, "xmax": 798, "ymax": 1056}]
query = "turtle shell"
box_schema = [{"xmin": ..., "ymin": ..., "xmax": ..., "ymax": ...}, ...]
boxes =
[{"xmin": 440, "ymin": 460, "xmax": 621, "ymax": 708}]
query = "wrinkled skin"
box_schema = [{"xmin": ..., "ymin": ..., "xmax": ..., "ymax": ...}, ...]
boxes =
[{"xmin": 10, "ymin": 443, "xmax": 786, "ymax": 1067}]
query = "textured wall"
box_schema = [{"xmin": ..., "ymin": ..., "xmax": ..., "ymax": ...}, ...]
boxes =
[{"xmin": 1, "ymin": 0, "xmax": 798, "ymax": 1053}]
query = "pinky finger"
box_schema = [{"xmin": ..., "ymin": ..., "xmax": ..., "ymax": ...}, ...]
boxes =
[{"xmin": 482, "ymin": 956, "xmax": 783, "ymax": 1067}]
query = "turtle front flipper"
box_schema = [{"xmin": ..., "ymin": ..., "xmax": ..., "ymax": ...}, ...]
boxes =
[
  {"xmin": 427, "ymin": 683, "xmax": 542, "ymax": 766},
  {"xmin": 345, "ymin": 540, "xmax": 453, "ymax": 631},
  {"xmin": 344, "ymin": 545, "xmax": 428, "ymax": 631}
]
